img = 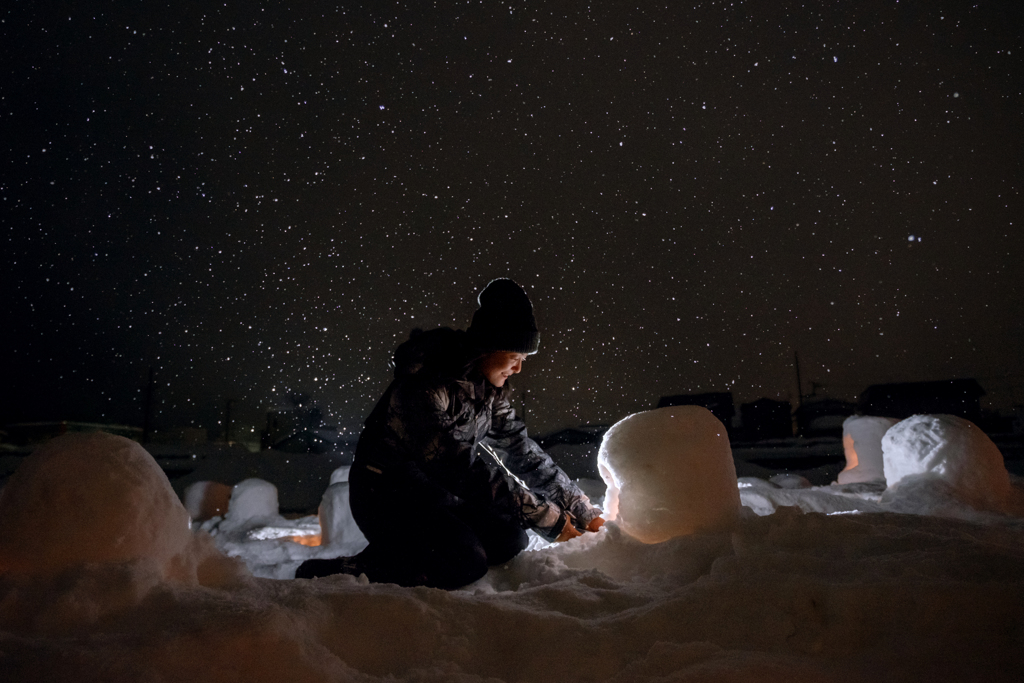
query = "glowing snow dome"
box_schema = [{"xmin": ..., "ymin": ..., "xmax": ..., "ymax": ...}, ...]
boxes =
[
  {"xmin": 0, "ymin": 432, "xmax": 193, "ymax": 578},
  {"xmin": 223, "ymin": 478, "xmax": 280, "ymax": 528},
  {"xmin": 882, "ymin": 414, "xmax": 1011, "ymax": 509},
  {"xmin": 838, "ymin": 415, "xmax": 899, "ymax": 485},
  {"xmin": 597, "ymin": 406, "xmax": 740, "ymax": 543}
]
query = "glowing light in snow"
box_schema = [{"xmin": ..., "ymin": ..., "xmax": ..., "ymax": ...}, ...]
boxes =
[
  {"xmin": 288, "ymin": 534, "xmax": 322, "ymax": 547},
  {"xmin": 246, "ymin": 525, "xmax": 321, "ymax": 545}
]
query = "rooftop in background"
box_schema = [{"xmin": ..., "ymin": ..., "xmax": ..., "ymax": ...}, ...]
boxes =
[
  {"xmin": 657, "ymin": 393, "xmax": 736, "ymax": 429},
  {"xmin": 858, "ymin": 379, "xmax": 987, "ymax": 422}
]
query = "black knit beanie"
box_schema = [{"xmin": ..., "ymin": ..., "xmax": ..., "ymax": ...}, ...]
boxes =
[{"xmin": 467, "ymin": 278, "xmax": 540, "ymax": 354}]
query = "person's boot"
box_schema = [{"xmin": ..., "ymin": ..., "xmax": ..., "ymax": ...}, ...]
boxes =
[{"xmin": 294, "ymin": 555, "xmax": 362, "ymax": 580}]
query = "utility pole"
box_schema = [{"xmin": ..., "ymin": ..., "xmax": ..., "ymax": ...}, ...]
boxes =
[
  {"xmin": 793, "ymin": 351, "xmax": 804, "ymax": 409},
  {"xmin": 793, "ymin": 351, "xmax": 803, "ymax": 438},
  {"xmin": 142, "ymin": 366, "xmax": 155, "ymax": 443},
  {"xmin": 224, "ymin": 398, "xmax": 235, "ymax": 444}
]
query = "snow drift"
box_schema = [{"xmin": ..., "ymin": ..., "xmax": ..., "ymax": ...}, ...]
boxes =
[
  {"xmin": 2, "ymin": 423, "xmax": 1024, "ymax": 682},
  {"xmin": 4, "ymin": 501, "xmax": 1024, "ymax": 682}
]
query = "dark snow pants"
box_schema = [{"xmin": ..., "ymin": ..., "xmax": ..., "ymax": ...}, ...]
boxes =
[{"xmin": 349, "ymin": 461, "xmax": 529, "ymax": 590}]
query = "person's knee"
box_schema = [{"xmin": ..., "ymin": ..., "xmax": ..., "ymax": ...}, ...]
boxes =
[
  {"xmin": 427, "ymin": 542, "xmax": 488, "ymax": 590},
  {"xmin": 486, "ymin": 527, "xmax": 528, "ymax": 566},
  {"xmin": 456, "ymin": 508, "xmax": 529, "ymax": 567},
  {"xmin": 459, "ymin": 543, "xmax": 490, "ymax": 586}
]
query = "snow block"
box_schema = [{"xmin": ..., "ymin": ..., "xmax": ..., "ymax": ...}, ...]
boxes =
[
  {"xmin": 882, "ymin": 414, "xmax": 1010, "ymax": 508},
  {"xmin": 318, "ymin": 467, "xmax": 367, "ymax": 549},
  {"xmin": 225, "ymin": 478, "xmax": 279, "ymax": 527},
  {"xmin": 769, "ymin": 473, "xmax": 812, "ymax": 489},
  {"xmin": 329, "ymin": 465, "xmax": 351, "ymax": 485},
  {"xmin": 838, "ymin": 416, "xmax": 899, "ymax": 485},
  {"xmin": 183, "ymin": 480, "xmax": 233, "ymax": 521},
  {"xmin": 598, "ymin": 406, "xmax": 740, "ymax": 543},
  {"xmin": 0, "ymin": 432, "xmax": 192, "ymax": 578}
]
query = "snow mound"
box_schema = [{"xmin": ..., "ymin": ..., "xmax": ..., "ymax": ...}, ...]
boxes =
[
  {"xmin": 198, "ymin": 477, "xmax": 338, "ymax": 579},
  {"xmin": 737, "ymin": 477, "xmax": 884, "ymax": 517},
  {"xmin": 598, "ymin": 406, "xmax": 740, "ymax": 543},
  {"xmin": 229, "ymin": 478, "xmax": 280, "ymax": 519},
  {"xmin": 328, "ymin": 465, "xmax": 351, "ymax": 485},
  {"xmin": 6, "ymin": 503, "xmax": 1024, "ymax": 680},
  {"xmin": 0, "ymin": 432, "xmax": 193, "ymax": 579},
  {"xmin": 223, "ymin": 478, "xmax": 279, "ymax": 531},
  {"xmin": 182, "ymin": 480, "xmax": 232, "ymax": 521},
  {"xmin": 882, "ymin": 414, "xmax": 1011, "ymax": 510},
  {"xmin": 838, "ymin": 415, "xmax": 899, "ymax": 484},
  {"xmin": 768, "ymin": 473, "xmax": 812, "ymax": 489},
  {"xmin": 318, "ymin": 467, "xmax": 368, "ymax": 551}
]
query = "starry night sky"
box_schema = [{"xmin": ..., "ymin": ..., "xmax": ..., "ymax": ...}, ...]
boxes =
[{"xmin": 2, "ymin": 0, "xmax": 1022, "ymax": 439}]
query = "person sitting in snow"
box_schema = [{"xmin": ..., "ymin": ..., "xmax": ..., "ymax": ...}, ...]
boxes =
[{"xmin": 296, "ymin": 278, "xmax": 604, "ymax": 589}]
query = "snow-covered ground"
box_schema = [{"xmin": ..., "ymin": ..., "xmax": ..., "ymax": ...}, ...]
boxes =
[{"xmin": 2, "ymin": 414, "xmax": 1024, "ymax": 682}]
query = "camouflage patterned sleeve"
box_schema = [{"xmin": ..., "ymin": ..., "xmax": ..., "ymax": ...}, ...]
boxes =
[
  {"xmin": 376, "ymin": 376, "xmax": 476, "ymax": 509},
  {"xmin": 486, "ymin": 396, "xmax": 601, "ymax": 532}
]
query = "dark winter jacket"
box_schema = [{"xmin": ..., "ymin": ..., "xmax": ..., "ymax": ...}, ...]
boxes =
[{"xmin": 354, "ymin": 328, "xmax": 600, "ymax": 541}]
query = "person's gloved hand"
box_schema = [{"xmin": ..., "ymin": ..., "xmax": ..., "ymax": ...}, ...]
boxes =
[
  {"xmin": 554, "ymin": 517, "xmax": 583, "ymax": 542},
  {"xmin": 555, "ymin": 515, "xmax": 606, "ymax": 542}
]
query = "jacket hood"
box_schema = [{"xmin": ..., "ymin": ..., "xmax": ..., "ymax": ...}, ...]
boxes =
[{"xmin": 392, "ymin": 327, "xmax": 480, "ymax": 380}]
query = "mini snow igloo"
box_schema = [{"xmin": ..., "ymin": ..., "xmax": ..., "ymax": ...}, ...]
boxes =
[
  {"xmin": 183, "ymin": 480, "xmax": 233, "ymax": 521},
  {"xmin": 597, "ymin": 406, "xmax": 740, "ymax": 543},
  {"xmin": 318, "ymin": 466, "xmax": 367, "ymax": 549},
  {"xmin": 225, "ymin": 478, "xmax": 280, "ymax": 526},
  {"xmin": 0, "ymin": 432, "xmax": 192, "ymax": 579},
  {"xmin": 882, "ymin": 414, "xmax": 1010, "ymax": 508},
  {"xmin": 837, "ymin": 416, "xmax": 899, "ymax": 485}
]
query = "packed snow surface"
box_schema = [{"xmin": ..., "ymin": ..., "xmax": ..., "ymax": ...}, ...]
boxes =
[
  {"xmin": 883, "ymin": 414, "xmax": 1012, "ymax": 510},
  {"xmin": 838, "ymin": 415, "xmax": 899, "ymax": 484},
  {"xmin": 3, "ymin": 426, "xmax": 1024, "ymax": 682},
  {"xmin": 598, "ymin": 406, "xmax": 740, "ymax": 543}
]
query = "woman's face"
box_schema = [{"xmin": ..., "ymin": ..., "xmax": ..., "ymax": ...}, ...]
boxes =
[{"xmin": 478, "ymin": 351, "xmax": 527, "ymax": 387}]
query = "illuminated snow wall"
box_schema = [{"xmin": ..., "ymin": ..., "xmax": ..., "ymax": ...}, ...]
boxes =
[{"xmin": 598, "ymin": 406, "xmax": 740, "ymax": 543}]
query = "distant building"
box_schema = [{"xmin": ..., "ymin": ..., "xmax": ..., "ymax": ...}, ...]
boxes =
[
  {"xmin": 739, "ymin": 398, "xmax": 793, "ymax": 441},
  {"xmin": 794, "ymin": 398, "xmax": 857, "ymax": 438},
  {"xmin": 857, "ymin": 379, "xmax": 985, "ymax": 422},
  {"xmin": 150, "ymin": 427, "xmax": 208, "ymax": 446},
  {"xmin": 535, "ymin": 424, "xmax": 610, "ymax": 480},
  {"xmin": 261, "ymin": 393, "xmax": 346, "ymax": 454},
  {"xmin": 657, "ymin": 392, "xmax": 736, "ymax": 433}
]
